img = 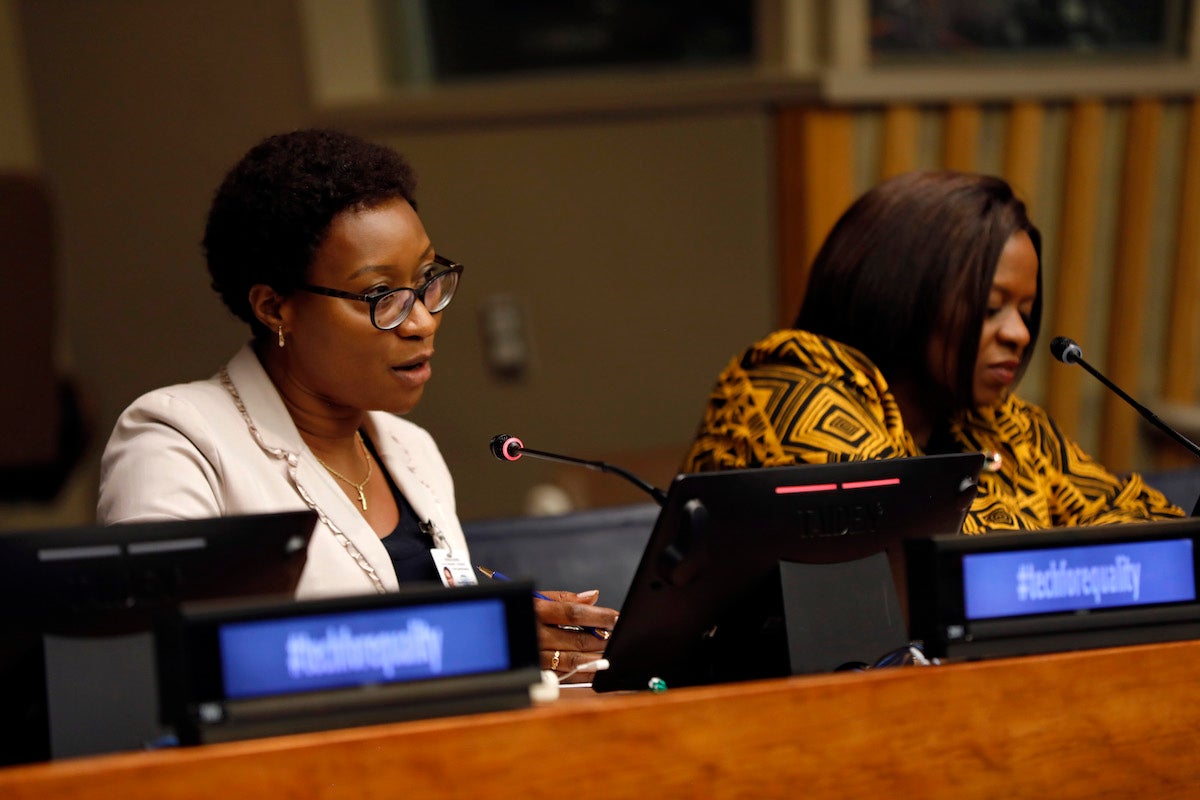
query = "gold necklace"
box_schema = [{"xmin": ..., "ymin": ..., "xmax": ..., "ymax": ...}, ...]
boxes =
[{"xmin": 314, "ymin": 431, "xmax": 373, "ymax": 511}]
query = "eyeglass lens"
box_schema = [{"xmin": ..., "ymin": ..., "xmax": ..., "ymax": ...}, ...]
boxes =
[{"xmin": 373, "ymin": 269, "xmax": 460, "ymax": 329}]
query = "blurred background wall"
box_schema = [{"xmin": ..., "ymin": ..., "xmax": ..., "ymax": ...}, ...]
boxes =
[
  {"xmin": 1, "ymin": 0, "xmax": 1198, "ymax": 527},
  {"xmin": 0, "ymin": 0, "xmax": 771, "ymax": 524}
]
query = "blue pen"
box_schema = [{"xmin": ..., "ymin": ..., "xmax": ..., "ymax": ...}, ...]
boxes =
[
  {"xmin": 476, "ymin": 565, "xmax": 610, "ymax": 640},
  {"xmin": 475, "ymin": 565, "xmax": 553, "ymax": 600}
]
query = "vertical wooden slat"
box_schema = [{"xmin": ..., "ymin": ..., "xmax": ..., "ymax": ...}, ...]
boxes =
[
  {"xmin": 776, "ymin": 109, "xmax": 806, "ymax": 329},
  {"xmin": 881, "ymin": 104, "xmax": 920, "ymax": 179},
  {"xmin": 1045, "ymin": 100, "xmax": 1106, "ymax": 438},
  {"xmin": 775, "ymin": 106, "xmax": 856, "ymax": 327},
  {"xmin": 1101, "ymin": 98, "xmax": 1164, "ymax": 470},
  {"xmin": 1157, "ymin": 97, "xmax": 1200, "ymax": 467},
  {"xmin": 1003, "ymin": 101, "xmax": 1045, "ymax": 212},
  {"xmin": 1162, "ymin": 97, "xmax": 1200, "ymax": 404},
  {"xmin": 826, "ymin": 0, "xmax": 870, "ymax": 69},
  {"xmin": 943, "ymin": 103, "xmax": 982, "ymax": 172}
]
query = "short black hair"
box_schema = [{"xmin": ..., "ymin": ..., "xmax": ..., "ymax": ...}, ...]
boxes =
[
  {"xmin": 794, "ymin": 170, "xmax": 1042, "ymax": 411},
  {"xmin": 202, "ymin": 128, "xmax": 418, "ymax": 337}
]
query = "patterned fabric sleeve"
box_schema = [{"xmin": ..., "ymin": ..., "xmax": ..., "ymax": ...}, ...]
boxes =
[
  {"xmin": 680, "ymin": 358, "xmax": 797, "ymax": 472},
  {"xmin": 685, "ymin": 331, "xmax": 1184, "ymax": 535},
  {"xmin": 1022, "ymin": 400, "xmax": 1184, "ymax": 526},
  {"xmin": 682, "ymin": 331, "xmax": 917, "ymax": 472},
  {"xmin": 951, "ymin": 395, "xmax": 1183, "ymax": 531}
]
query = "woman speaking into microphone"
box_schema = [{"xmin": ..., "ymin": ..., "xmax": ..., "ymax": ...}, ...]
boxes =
[{"xmin": 98, "ymin": 129, "xmax": 615, "ymax": 680}]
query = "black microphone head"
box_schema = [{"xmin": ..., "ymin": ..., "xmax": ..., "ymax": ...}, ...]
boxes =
[
  {"xmin": 489, "ymin": 433, "xmax": 524, "ymax": 462},
  {"xmin": 1049, "ymin": 336, "xmax": 1082, "ymax": 365}
]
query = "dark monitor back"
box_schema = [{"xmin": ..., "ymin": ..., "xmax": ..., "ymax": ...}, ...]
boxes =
[
  {"xmin": 464, "ymin": 503, "xmax": 659, "ymax": 610},
  {"xmin": 0, "ymin": 510, "xmax": 316, "ymax": 765},
  {"xmin": 593, "ymin": 453, "xmax": 984, "ymax": 692}
]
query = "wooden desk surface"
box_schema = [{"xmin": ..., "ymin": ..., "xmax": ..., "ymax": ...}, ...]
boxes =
[{"xmin": 2, "ymin": 639, "xmax": 1199, "ymax": 799}]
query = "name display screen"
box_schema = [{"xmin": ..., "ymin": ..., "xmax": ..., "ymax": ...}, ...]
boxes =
[
  {"xmin": 962, "ymin": 538, "xmax": 1196, "ymax": 621},
  {"xmin": 217, "ymin": 598, "xmax": 511, "ymax": 699}
]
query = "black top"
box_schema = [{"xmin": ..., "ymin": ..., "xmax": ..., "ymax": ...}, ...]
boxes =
[{"xmin": 361, "ymin": 432, "xmax": 440, "ymax": 584}]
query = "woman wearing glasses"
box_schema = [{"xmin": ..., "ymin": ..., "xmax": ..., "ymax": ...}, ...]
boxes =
[{"xmin": 98, "ymin": 129, "xmax": 615, "ymax": 678}]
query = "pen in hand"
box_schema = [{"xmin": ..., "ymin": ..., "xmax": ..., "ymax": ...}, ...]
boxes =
[{"xmin": 476, "ymin": 565, "xmax": 611, "ymax": 640}]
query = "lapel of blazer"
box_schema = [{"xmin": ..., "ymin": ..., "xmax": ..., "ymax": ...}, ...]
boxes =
[
  {"xmin": 362, "ymin": 412, "xmax": 457, "ymax": 554},
  {"xmin": 223, "ymin": 344, "xmax": 399, "ymax": 590}
]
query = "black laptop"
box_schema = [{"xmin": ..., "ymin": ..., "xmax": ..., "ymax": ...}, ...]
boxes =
[
  {"xmin": 592, "ymin": 453, "xmax": 985, "ymax": 692},
  {"xmin": 0, "ymin": 510, "xmax": 317, "ymax": 764}
]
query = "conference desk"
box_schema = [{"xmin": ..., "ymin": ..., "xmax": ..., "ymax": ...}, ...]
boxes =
[{"xmin": 2, "ymin": 638, "xmax": 1198, "ymax": 799}]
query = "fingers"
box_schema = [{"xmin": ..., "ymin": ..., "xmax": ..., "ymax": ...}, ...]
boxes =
[
  {"xmin": 541, "ymin": 648, "xmax": 607, "ymax": 683},
  {"xmin": 536, "ymin": 589, "xmax": 598, "ymax": 605},
  {"xmin": 536, "ymin": 622, "xmax": 607, "ymax": 653},
  {"xmin": 574, "ymin": 589, "xmax": 600, "ymax": 606},
  {"xmin": 533, "ymin": 594, "xmax": 618, "ymax": 631},
  {"xmin": 532, "ymin": 592, "xmax": 619, "ymax": 680}
]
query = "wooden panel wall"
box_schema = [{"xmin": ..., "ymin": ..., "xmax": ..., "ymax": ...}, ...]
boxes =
[
  {"xmin": 1165, "ymin": 98, "xmax": 1200, "ymax": 408},
  {"xmin": 775, "ymin": 107, "xmax": 855, "ymax": 326},
  {"xmin": 1002, "ymin": 102, "xmax": 1045, "ymax": 207},
  {"xmin": 775, "ymin": 96, "xmax": 1200, "ymax": 473},
  {"xmin": 1104, "ymin": 99, "xmax": 1164, "ymax": 469},
  {"xmin": 1043, "ymin": 100, "xmax": 1106, "ymax": 440}
]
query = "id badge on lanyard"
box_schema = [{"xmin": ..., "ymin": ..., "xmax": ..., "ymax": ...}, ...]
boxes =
[{"xmin": 422, "ymin": 519, "xmax": 477, "ymax": 587}]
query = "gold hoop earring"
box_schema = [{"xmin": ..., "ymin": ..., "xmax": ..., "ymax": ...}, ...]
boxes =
[{"xmin": 277, "ymin": 326, "xmax": 285, "ymax": 348}]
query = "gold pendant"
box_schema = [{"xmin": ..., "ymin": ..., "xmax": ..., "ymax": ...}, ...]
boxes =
[{"xmin": 357, "ymin": 487, "xmax": 367, "ymax": 511}]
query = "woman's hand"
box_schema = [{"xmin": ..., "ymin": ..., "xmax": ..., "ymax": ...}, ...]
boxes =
[{"xmin": 534, "ymin": 589, "xmax": 618, "ymax": 683}]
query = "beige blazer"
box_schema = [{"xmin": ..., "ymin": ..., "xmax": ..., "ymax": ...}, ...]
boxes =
[{"xmin": 97, "ymin": 344, "xmax": 468, "ymax": 599}]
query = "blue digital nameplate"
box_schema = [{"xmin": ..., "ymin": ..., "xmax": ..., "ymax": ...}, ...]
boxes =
[
  {"xmin": 158, "ymin": 581, "xmax": 540, "ymax": 745},
  {"xmin": 962, "ymin": 538, "xmax": 1196, "ymax": 621},
  {"xmin": 218, "ymin": 598, "xmax": 512, "ymax": 699}
]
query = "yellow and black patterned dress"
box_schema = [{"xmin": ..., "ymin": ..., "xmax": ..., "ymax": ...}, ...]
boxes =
[{"xmin": 682, "ymin": 330, "xmax": 1182, "ymax": 534}]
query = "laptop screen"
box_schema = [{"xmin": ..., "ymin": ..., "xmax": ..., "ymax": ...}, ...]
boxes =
[{"xmin": 592, "ymin": 452, "xmax": 984, "ymax": 692}]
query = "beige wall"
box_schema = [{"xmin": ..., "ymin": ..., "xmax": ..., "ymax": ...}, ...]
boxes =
[
  {"xmin": 11, "ymin": 0, "xmax": 307, "ymax": 531},
  {"xmin": 383, "ymin": 115, "xmax": 772, "ymax": 517},
  {"xmin": 13, "ymin": 0, "xmax": 773, "ymax": 523}
]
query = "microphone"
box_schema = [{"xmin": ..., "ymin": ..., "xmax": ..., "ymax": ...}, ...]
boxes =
[
  {"xmin": 489, "ymin": 434, "xmax": 668, "ymax": 505},
  {"xmin": 1049, "ymin": 336, "xmax": 1200, "ymax": 460},
  {"xmin": 1049, "ymin": 336, "xmax": 1083, "ymax": 365}
]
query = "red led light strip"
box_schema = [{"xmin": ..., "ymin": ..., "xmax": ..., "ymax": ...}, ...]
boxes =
[{"xmin": 774, "ymin": 477, "xmax": 900, "ymax": 494}]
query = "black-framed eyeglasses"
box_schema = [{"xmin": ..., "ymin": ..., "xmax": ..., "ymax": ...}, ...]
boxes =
[{"xmin": 296, "ymin": 255, "xmax": 464, "ymax": 331}]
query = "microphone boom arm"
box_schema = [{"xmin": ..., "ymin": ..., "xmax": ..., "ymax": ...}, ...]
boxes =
[
  {"xmin": 490, "ymin": 434, "xmax": 669, "ymax": 506},
  {"xmin": 516, "ymin": 445, "xmax": 669, "ymax": 506},
  {"xmin": 1051, "ymin": 336, "xmax": 1200, "ymax": 461},
  {"xmin": 1074, "ymin": 359, "xmax": 1200, "ymax": 460}
]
